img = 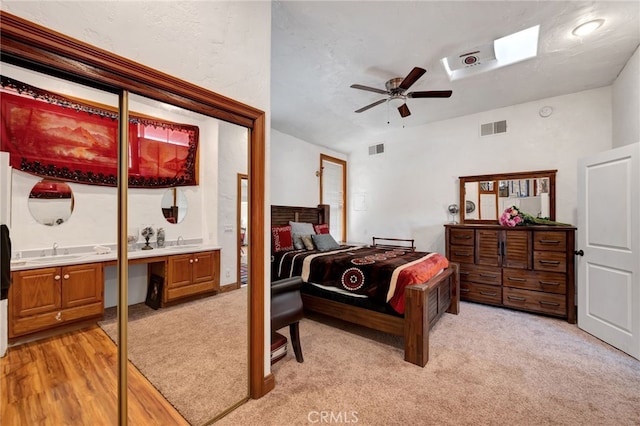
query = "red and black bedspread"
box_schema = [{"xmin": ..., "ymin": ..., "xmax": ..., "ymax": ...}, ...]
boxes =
[{"xmin": 273, "ymin": 246, "xmax": 448, "ymax": 314}]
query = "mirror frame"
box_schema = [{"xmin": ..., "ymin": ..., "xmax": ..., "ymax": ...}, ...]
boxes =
[
  {"xmin": 0, "ymin": 9, "xmax": 270, "ymax": 403},
  {"xmin": 459, "ymin": 169, "xmax": 557, "ymax": 224}
]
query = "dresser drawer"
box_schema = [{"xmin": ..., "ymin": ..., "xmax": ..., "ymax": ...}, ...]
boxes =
[
  {"xmin": 461, "ymin": 265, "xmax": 502, "ymax": 286},
  {"xmin": 449, "ymin": 228, "xmax": 475, "ymax": 246},
  {"xmin": 503, "ymin": 287, "xmax": 566, "ymax": 316},
  {"xmin": 460, "ymin": 282, "xmax": 501, "ymax": 305},
  {"xmin": 533, "ymin": 231, "xmax": 567, "ymax": 252},
  {"xmin": 503, "ymin": 269, "xmax": 566, "ymax": 294},
  {"xmin": 450, "ymin": 245, "xmax": 475, "ymax": 264},
  {"xmin": 533, "ymin": 251, "xmax": 566, "ymax": 272}
]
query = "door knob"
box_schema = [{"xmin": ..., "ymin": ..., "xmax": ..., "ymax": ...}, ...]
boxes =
[{"xmin": 575, "ymin": 249, "xmax": 584, "ymax": 256}]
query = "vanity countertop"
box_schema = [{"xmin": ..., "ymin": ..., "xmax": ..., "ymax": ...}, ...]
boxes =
[{"xmin": 10, "ymin": 243, "xmax": 222, "ymax": 272}]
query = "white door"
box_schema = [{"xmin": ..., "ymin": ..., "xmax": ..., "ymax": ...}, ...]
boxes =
[{"xmin": 577, "ymin": 142, "xmax": 639, "ymax": 360}]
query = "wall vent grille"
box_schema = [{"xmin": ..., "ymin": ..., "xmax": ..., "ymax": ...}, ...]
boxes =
[
  {"xmin": 480, "ymin": 120, "xmax": 507, "ymax": 136},
  {"xmin": 368, "ymin": 143, "xmax": 385, "ymax": 155}
]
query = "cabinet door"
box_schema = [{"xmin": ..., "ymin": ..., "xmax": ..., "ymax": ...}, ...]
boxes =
[
  {"xmin": 61, "ymin": 263, "xmax": 103, "ymax": 309},
  {"xmin": 503, "ymin": 230, "xmax": 531, "ymax": 269},
  {"xmin": 192, "ymin": 251, "xmax": 216, "ymax": 284},
  {"xmin": 167, "ymin": 254, "xmax": 193, "ymax": 289},
  {"xmin": 11, "ymin": 267, "xmax": 61, "ymax": 318},
  {"xmin": 476, "ymin": 230, "xmax": 500, "ymax": 266}
]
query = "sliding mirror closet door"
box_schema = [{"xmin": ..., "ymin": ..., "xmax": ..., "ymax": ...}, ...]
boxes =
[
  {"xmin": 0, "ymin": 61, "xmax": 124, "ymax": 423},
  {"xmin": 1, "ymin": 10, "xmax": 268, "ymax": 424},
  {"xmin": 121, "ymin": 93, "xmax": 249, "ymax": 424}
]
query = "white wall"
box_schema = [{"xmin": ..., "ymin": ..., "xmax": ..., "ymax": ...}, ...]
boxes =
[
  {"xmin": 271, "ymin": 129, "xmax": 347, "ymax": 206},
  {"xmin": 347, "ymin": 88, "xmax": 612, "ymax": 254},
  {"xmin": 613, "ymin": 45, "xmax": 640, "ymax": 148},
  {"xmin": 1, "ymin": 2, "xmax": 272, "ymax": 369}
]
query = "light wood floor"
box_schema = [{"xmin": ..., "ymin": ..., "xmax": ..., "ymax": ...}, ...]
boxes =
[{"xmin": 1, "ymin": 325, "xmax": 189, "ymax": 425}]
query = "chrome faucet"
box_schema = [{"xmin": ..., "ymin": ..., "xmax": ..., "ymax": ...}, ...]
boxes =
[
  {"xmin": 52, "ymin": 242, "xmax": 59, "ymax": 256},
  {"xmin": 177, "ymin": 236, "xmax": 184, "ymax": 246}
]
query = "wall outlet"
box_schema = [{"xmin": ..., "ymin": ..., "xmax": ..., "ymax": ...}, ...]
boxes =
[{"xmin": 225, "ymin": 268, "xmax": 230, "ymax": 278}]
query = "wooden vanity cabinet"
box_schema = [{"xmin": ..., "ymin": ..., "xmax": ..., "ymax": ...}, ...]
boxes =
[
  {"xmin": 164, "ymin": 250, "xmax": 220, "ymax": 304},
  {"xmin": 9, "ymin": 262, "xmax": 104, "ymax": 338},
  {"xmin": 445, "ymin": 224, "xmax": 576, "ymax": 323}
]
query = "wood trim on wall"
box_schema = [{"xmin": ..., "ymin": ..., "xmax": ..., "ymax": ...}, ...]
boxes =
[{"xmin": 0, "ymin": 9, "xmax": 271, "ymax": 406}]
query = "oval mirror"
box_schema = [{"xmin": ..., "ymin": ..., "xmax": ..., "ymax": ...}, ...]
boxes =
[
  {"xmin": 161, "ymin": 187, "xmax": 188, "ymax": 224},
  {"xmin": 28, "ymin": 179, "xmax": 74, "ymax": 226}
]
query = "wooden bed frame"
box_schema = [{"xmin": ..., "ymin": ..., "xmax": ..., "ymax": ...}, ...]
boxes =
[{"xmin": 271, "ymin": 204, "xmax": 460, "ymax": 367}]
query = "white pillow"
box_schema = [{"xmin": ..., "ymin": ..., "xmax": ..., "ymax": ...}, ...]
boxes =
[{"xmin": 289, "ymin": 221, "xmax": 316, "ymax": 236}]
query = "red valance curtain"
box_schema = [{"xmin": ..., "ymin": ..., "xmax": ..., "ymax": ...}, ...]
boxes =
[{"xmin": 0, "ymin": 76, "xmax": 198, "ymax": 187}]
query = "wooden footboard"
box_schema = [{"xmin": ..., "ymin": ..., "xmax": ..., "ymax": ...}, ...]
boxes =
[{"xmin": 301, "ymin": 263, "xmax": 460, "ymax": 367}]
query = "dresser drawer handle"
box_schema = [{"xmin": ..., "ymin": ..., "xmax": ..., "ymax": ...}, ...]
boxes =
[
  {"xmin": 453, "ymin": 235, "xmax": 472, "ymax": 240},
  {"xmin": 507, "ymin": 277, "xmax": 526, "ymax": 282},
  {"xmin": 454, "ymin": 252, "xmax": 472, "ymax": 257},
  {"xmin": 480, "ymin": 273, "xmax": 497, "ymax": 278},
  {"xmin": 538, "ymin": 260, "xmax": 561, "ymax": 265},
  {"xmin": 480, "ymin": 291, "xmax": 497, "ymax": 296},
  {"xmin": 460, "ymin": 288, "xmax": 470, "ymax": 293},
  {"xmin": 507, "ymin": 296, "xmax": 526, "ymax": 301},
  {"xmin": 539, "ymin": 239, "xmax": 560, "ymax": 245},
  {"xmin": 460, "ymin": 271, "xmax": 470, "ymax": 275},
  {"xmin": 539, "ymin": 280, "xmax": 560, "ymax": 286},
  {"xmin": 539, "ymin": 301, "xmax": 560, "ymax": 307}
]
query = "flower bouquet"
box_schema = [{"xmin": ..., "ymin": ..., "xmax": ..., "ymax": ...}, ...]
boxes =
[{"xmin": 499, "ymin": 206, "xmax": 571, "ymax": 227}]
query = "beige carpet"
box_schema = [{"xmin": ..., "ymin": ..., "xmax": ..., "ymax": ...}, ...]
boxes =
[
  {"xmin": 99, "ymin": 288, "xmax": 248, "ymax": 426},
  {"xmin": 218, "ymin": 301, "xmax": 640, "ymax": 426}
]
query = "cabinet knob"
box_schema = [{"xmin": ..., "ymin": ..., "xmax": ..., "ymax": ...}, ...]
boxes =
[
  {"xmin": 575, "ymin": 249, "xmax": 584, "ymax": 256},
  {"xmin": 55, "ymin": 312, "xmax": 62, "ymax": 321},
  {"xmin": 63, "ymin": 274, "xmax": 70, "ymax": 280},
  {"xmin": 194, "ymin": 258, "xmax": 199, "ymax": 263},
  {"xmin": 190, "ymin": 259, "xmax": 194, "ymax": 263},
  {"xmin": 54, "ymin": 275, "xmax": 61, "ymax": 280}
]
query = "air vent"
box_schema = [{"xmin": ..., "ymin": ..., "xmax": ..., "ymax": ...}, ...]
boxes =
[
  {"xmin": 480, "ymin": 120, "xmax": 507, "ymax": 136},
  {"xmin": 368, "ymin": 143, "xmax": 384, "ymax": 155}
]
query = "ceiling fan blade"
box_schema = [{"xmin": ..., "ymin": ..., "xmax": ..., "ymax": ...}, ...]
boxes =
[
  {"xmin": 354, "ymin": 98, "xmax": 387, "ymax": 113},
  {"xmin": 407, "ymin": 90, "xmax": 453, "ymax": 98},
  {"xmin": 398, "ymin": 103, "xmax": 411, "ymax": 118},
  {"xmin": 399, "ymin": 67, "xmax": 427, "ymax": 91},
  {"xmin": 350, "ymin": 84, "xmax": 388, "ymax": 95}
]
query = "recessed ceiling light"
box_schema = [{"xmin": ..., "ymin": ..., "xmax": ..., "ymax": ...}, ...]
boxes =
[{"xmin": 572, "ymin": 19, "xmax": 605, "ymax": 36}]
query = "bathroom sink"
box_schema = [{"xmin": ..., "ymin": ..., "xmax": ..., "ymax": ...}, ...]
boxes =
[
  {"xmin": 28, "ymin": 254, "xmax": 87, "ymax": 263},
  {"xmin": 167, "ymin": 244, "xmax": 202, "ymax": 251}
]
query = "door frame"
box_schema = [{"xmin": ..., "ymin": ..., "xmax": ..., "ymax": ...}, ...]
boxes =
[
  {"xmin": 237, "ymin": 173, "xmax": 248, "ymax": 290},
  {"xmin": 0, "ymin": 10, "xmax": 271, "ymax": 413},
  {"xmin": 319, "ymin": 154, "xmax": 347, "ymax": 242}
]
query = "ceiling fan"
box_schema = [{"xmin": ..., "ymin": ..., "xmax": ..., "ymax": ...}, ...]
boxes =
[{"xmin": 350, "ymin": 67, "xmax": 452, "ymax": 118}]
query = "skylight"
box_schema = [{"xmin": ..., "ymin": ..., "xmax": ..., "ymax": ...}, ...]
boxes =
[{"xmin": 442, "ymin": 25, "xmax": 540, "ymax": 81}]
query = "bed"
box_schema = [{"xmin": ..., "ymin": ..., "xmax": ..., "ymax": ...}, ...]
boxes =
[{"xmin": 271, "ymin": 204, "xmax": 460, "ymax": 367}]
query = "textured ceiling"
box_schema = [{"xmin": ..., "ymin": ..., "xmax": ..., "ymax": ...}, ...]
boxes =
[{"xmin": 271, "ymin": 1, "xmax": 640, "ymax": 153}]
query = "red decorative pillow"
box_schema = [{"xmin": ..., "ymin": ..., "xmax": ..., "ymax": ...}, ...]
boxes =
[
  {"xmin": 272, "ymin": 225, "xmax": 294, "ymax": 252},
  {"xmin": 314, "ymin": 223, "xmax": 330, "ymax": 234}
]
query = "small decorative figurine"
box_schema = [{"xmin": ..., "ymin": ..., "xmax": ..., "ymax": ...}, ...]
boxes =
[{"xmin": 141, "ymin": 226, "xmax": 154, "ymax": 250}]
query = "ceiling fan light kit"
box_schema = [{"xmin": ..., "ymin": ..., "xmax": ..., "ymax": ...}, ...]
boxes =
[{"xmin": 351, "ymin": 66, "xmax": 452, "ymax": 118}]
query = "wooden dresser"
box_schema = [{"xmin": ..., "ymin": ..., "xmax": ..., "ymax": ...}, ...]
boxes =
[{"xmin": 444, "ymin": 224, "xmax": 576, "ymax": 323}]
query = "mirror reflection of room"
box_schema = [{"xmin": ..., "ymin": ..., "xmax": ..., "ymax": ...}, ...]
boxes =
[
  {"xmin": 27, "ymin": 179, "xmax": 74, "ymax": 226},
  {"xmin": 461, "ymin": 170, "xmax": 556, "ymax": 223},
  {"xmin": 2, "ymin": 60, "xmax": 249, "ymax": 424}
]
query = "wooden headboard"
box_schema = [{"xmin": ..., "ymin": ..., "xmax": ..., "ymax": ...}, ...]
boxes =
[{"xmin": 271, "ymin": 204, "xmax": 330, "ymax": 227}]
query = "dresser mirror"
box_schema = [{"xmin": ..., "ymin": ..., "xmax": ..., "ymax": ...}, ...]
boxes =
[
  {"xmin": 28, "ymin": 179, "xmax": 75, "ymax": 226},
  {"xmin": 459, "ymin": 170, "xmax": 557, "ymax": 223},
  {"xmin": 161, "ymin": 187, "xmax": 188, "ymax": 224}
]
